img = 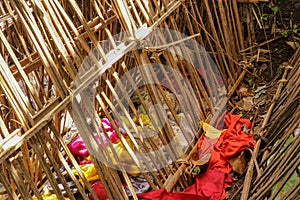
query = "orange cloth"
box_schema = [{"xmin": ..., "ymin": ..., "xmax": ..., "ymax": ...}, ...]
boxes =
[{"xmin": 207, "ymin": 113, "xmax": 254, "ymax": 173}]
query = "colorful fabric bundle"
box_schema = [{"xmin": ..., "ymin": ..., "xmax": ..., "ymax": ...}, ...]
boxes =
[
  {"xmin": 100, "ymin": 118, "xmax": 126, "ymax": 144},
  {"xmin": 72, "ymin": 163, "xmax": 99, "ymax": 185},
  {"xmin": 67, "ymin": 135, "xmax": 90, "ymax": 164},
  {"xmin": 68, "ymin": 118, "xmax": 143, "ymax": 198},
  {"xmin": 68, "ymin": 118, "xmax": 127, "ymax": 164}
]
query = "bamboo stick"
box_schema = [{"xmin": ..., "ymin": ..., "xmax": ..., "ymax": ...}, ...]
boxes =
[
  {"xmin": 0, "ymin": 0, "xmax": 274, "ymax": 199},
  {"xmin": 0, "ymin": 165, "xmax": 19, "ymax": 200},
  {"xmin": 14, "ymin": 155, "xmax": 45, "ymax": 200},
  {"xmin": 3, "ymin": 0, "xmax": 32, "ymax": 61},
  {"xmin": 0, "ymin": 29, "xmax": 43, "ymax": 109},
  {"xmin": 11, "ymin": 0, "xmax": 68, "ymax": 98}
]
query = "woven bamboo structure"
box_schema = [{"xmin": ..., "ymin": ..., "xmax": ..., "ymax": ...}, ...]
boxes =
[{"xmin": 0, "ymin": 0, "xmax": 299, "ymax": 199}]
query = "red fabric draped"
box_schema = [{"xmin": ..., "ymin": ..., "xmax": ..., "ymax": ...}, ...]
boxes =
[
  {"xmin": 138, "ymin": 113, "xmax": 254, "ymax": 200},
  {"xmin": 207, "ymin": 113, "xmax": 254, "ymax": 173}
]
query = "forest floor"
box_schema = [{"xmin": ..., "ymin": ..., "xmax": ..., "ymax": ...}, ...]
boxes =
[{"xmin": 227, "ymin": 0, "xmax": 300, "ymax": 198}]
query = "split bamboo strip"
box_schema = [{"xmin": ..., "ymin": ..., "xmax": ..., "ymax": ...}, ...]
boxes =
[
  {"xmin": 0, "ymin": 164, "xmax": 19, "ymax": 199},
  {"xmin": 0, "ymin": 29, "xmax": 43, "ymax": 109}
]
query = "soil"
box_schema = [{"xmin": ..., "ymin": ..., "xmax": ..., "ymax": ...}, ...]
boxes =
[{"xmin": 253, "ymin": 0, "xmax": 300, "ymax": 82}]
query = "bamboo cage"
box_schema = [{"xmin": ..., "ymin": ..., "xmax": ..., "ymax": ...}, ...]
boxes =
[{"xmin": 0, "ymin": 0, "xmax": 298, "ymax": 199}]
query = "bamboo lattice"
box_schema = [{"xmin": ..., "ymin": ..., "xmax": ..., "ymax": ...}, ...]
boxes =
[{"xmin": 0, "ymin": 0, "xmax": 298, "ymax": 200}]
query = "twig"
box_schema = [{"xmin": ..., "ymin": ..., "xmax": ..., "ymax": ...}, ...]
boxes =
[
  {"xmin": 144, "ymin": 33, "xmax": 200, "ymax": 50},
  {"xmin": 239, "ymin": 36, "xmax": 282, "ymax": 53},
  {"xmin": 251, "ymin": 6, "xmax": 262, "ymax": 29},
  {"xmin": 246, "ymin": 148, "xmax": 261, "ymax": 177}
]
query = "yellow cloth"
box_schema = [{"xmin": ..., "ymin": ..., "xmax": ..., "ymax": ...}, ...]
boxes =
[
  {"xmin": 108, "ymin": 137, "xmax": 141, "ymax": 176},
  {"xmin": 72, "ymin": 163, "xmax": 99, "ymax": 185},
  {"xmin": 32, "ymin": 188, "xmax": 70, "ymax": 200},
  {"xmin": 122, "ymin": 114, "xmax": 155, "ymax": 132}
]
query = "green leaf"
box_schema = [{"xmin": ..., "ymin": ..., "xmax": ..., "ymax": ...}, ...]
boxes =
[
  {"xmin": 192, "ymin": 166, "xmax": 201, "ymax": 175},
  {"xmin": 281, "ymin": 31, "xmax": 289, "ymax": 37},
  {"xmin": 131, "ymin": 95, "xmax": 138, "ymax": 101},
  {"xmin": 262, "ymin": 13, "xmax": 268, "ymax": 21},
  {"xmin": 139, "ymin": 105, "xmax": 146, "ymax": 114},
  {"xmin": 293, "ymin": 24, "xmax": 298, "ymax": 34},
  {"xmin": 142, "ymin": 92, "xmax": 147, "ymax": 100},
  {"xmin": 271, "ymin": 6, "xmax": 279, "ymax": 13}
]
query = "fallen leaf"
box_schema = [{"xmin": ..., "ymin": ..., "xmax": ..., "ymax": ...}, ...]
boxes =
[
  {"xmin": 286, "ymin": 41, "xmax": 300, "ymax": 50},
  {"xmin": 254, "ymin": 85, "xmax": 267, "ymax": 99},
  {"xmin": 238, "ymin": 86, "xmax": 249, "ymax": 97},
  {"xmin": 237, "ymin": 96, "xmax": 254, "ymax": 111},
  {"xmin": 229, "ymin": 151, "xmax": 247, "ymax": 174},
  {"xmin": 259, "ymin": 64, "xmax": 269, "ymax": 75}
]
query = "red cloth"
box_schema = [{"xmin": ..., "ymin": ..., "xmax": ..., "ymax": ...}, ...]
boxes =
[
  {"xmin": 208, "ymin": 113, "xmax": 254, "ymax": 173},
  {"xmin": 138, "ymin": 113, "xmax": 254, "ymax": 200},
  {"xmin": 138, "ymin": 168, "xmax": 230, "ymax": 200},
  {"xmin": 89, "ymin": 181, "xmax": 109, "ymax": 200},
  {"xmin": 184, "ymin": 168, "xmax": 232, "ymax": 199}
]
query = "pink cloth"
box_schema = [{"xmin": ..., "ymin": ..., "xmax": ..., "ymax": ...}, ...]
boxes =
[{"xmin": 68, "ymin": 118, "xmax": 126, "ymax": 164}]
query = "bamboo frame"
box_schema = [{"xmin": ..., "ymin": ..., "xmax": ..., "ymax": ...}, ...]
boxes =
[{"xmin": 0, "ymin": 0, "xmax": 297, "ymax": 200}]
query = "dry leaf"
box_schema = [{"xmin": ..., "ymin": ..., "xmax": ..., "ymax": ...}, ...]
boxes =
[
  {"xmin": 229, "ymin": 151, "xmax": 247, "ymax": 174},
  {"xmin": 254, "ymin": 85, "xmax": 267, "ymax": 99},
  {"xmin": 259, "ymin": 64, "xmax": 269, "ymax": 74},
  {"xmin": 238, "ymin": 86, "xmax": 249, "ymax": 97},
  {"xmin": 286, "ymin": 41, "xmax": 300, "ymax": 50},
  {"xmin": 200, "ymin": 121, "xmax": 222, "ymax": 139},
  {"xmin": 237, "ymin": 96, "xmax": 254, "ymax": 111}
]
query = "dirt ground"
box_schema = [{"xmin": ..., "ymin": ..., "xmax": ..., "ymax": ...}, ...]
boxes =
[{"xmin": 254, "ymin": 0, "xmax": 300, "ymax": 81}]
